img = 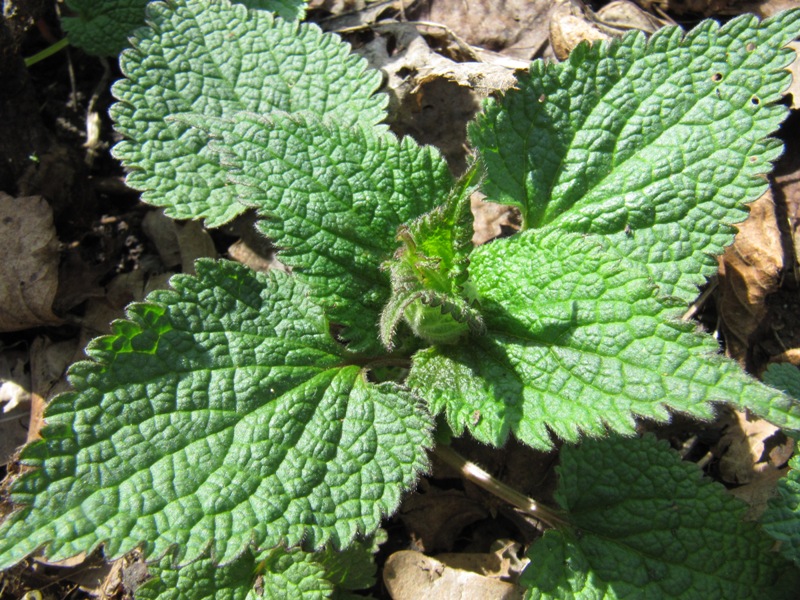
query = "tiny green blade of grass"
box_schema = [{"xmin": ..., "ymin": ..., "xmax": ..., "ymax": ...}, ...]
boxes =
[
  {"xmin": 520, "ymin": 435, "xmax": 799, "ymax": 599},
  {"xmin": 111, "ymin": 0, "xmax": 385, "ymax": 227},
  {"xmin": 472, "ymin": 10, "xmax": 800, "ymax": 303},
  {"xmin": 0, "ymin": 260, "xmax": 432, "ymax": 569},
  {"xmin": 409, "ymin": 227, "xmax": 800, "ymax": 449}
]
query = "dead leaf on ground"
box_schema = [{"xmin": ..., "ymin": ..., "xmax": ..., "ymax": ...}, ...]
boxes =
[
  {"xmin": 0, "ymin": 193, "xmax": 61, "ymax": 332},
  {"xmin": 406, "ymin": 0, "xmax": 554, "ymax": 60},
  {"xmin": 717, "ymin": 191, "xmax": 784, "ymax": 364},
  {"xmin": 360, "ymin": 21, "xmax": 525, "ymax": 173},
  {"xmin": 471, "ymin": 192, "xmax": 519, "ymax": 245},
  {"xmin": 383, "ymin": 548, "xmax": 525, "ymax": 600},
  {"xmin": 640, "ymin": 0, "xmax": 800, "ymax": 16},
  {"xmin": 770, "ymin": 348, "xmax": 800, "ymax": 367},
  {"xmin": 27, "ymin": 336, "xmax": 80, "ymax": 442},
  {"xmin": 636, "ymin": 0, "xmax": 736, "ymax": 16},
  {"xmin": 142, "ymin": 209, "xmax": 217, "ymax": 274},
  {"xmin": 550, "ymin": 0, "xmax": 670, "ymax": 61},
  {"xmin": 717, "ymin": 409, "xmax": 793, "ymax": 484},
  {"xmin": 398, "ymin": 479, "xmax": 489, "ymax": 553},
  {"xmin": 787, "ymin": 41, "xmax": 800, "ymax": 110},
  {"xmin": 0, "ymin": 350, "xmax": 31, "ymax": 465}
]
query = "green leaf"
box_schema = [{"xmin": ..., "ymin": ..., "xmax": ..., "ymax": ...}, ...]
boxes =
[
  {"xmin": 237, "ymin": 0, "xmax": 307, "ymax": 21},
  {"xmin": 62, "ymin": 0, "xmax": 307, "ymax": 57},
  {"xmin": 761, "ymin": 364, "xmax": 800, "ymax": 566},
  {"xmin": 0, "ymin": 260, "xmax": 432, "ymax": 568},
  {"xmin": 472, "ymin": 10, "xmax": 800, "ymax": 302},
  {"xmin": 408, "ymin": 228, "xmax": 799, "ymax": 449},
  {"xmin": 762, "ymin": 454, "xmax": 800, "ymax": 567},
  {"xmin": 62, "ymin": 0, "xmax": 149, "ymax": 56},
  {"xmin": 186, "ymin": 110, "xmax": 452, "ymax": 353},
  {"xmin": 137, "ymin": 533, "xmax": 382, "ymax": 600},
  {"xmin": 520, "ymin": 435, "xmax": 799, "ymax": 599},
  {"xmin": 110, "ymin": 0, "xmax": 385, "ymax": 227},
  {"xmin": 764, "ymin": 361, "xmax": 800, "ymax": 403},
  {"xmin": 136, "ymin": 548, "xmax": 266, "ymax": 600},
  {"xmin": 259, "ymin": 549, "xmax": 334, "ymax": 600},
  {"xmin": 379, "ymin": 164, "xmax": 483, "ymax": 349}
]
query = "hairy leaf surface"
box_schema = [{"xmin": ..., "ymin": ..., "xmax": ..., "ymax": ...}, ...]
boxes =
[
  {"xmin": 762, "ymin": 363, "xmax": 800, "ymax": 566},
  {"xmin": 62, "ymin": 0, "xmax": 150, "ymax": 56},
  {"xmin": 137, "ymin": 549, "xmax": 268, "ymax": 600},
  {"xmin": 472, "ymin": 10, "xmax": 800, "ymax": 302},
  {"xmin": 62, "ymin": 0, "xmax": 306, "ymax": 57},
  {"xmin": 762, "ymin": 454, "xmax": 800, "ymax": 567},
  {"xmin": 135, "ymin": 533, "xmax": 379, "ymax": 600},
  {"xmin": 0, "ymin": 260, "xmax": 432, "ymax": 568},
  {"xmin": 111, "ymin": 0, "xmax": 384, "ymax": 226},
  {"xmin": 189, "ymin": 111, "xmax": 452, "ymax": 352},
  {"xmin": 409, "ymin": 228, "xmax": 799, "ymax": 448},
  {"xmin": 520, "ymin": 435, "xmax": 798, "ymax": 599}
]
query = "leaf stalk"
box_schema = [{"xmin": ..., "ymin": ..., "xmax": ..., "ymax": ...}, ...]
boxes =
[{"xmin": 433, "ymin": 444, "xmax": 567, "ymax": 529}]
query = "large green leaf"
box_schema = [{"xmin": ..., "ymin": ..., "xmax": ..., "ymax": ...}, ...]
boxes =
[
  {"xmin": 130, "ymin": 533, "xmax": 380, "ymax": 599},
  {"xmin": 136, "ymin": 549, "xmax": 270, "ymax": 600},
  {"xmin": 762, "ymin": 454, "xmax": 800, "ymax": 568},
  {"xmin": 62, "ymin": 0, "xmax": 150, "ymax": 56},
  {"xmin": 761, "ymin": 364, "xmax": 800, "ymax": 566},
  {"xmin": 0, "ymin": 260, "xmax": 432, "ymax": 568},
  {"xmin": 408, "ymin": 228, "xmax": 799, "ymax": 449},
  {"xmin": 111, "ymin": 0, "xmax": 385, "ymax": 226},
  {"xmin": 62, "ymin": 0, "xmax": 307, "ymax": 57},
  {"xmin": 520, "ymin": 435, "xmax": 799, "ymax": 599},
  {"xmin": 186, "ymin": 111, "xmax": 452, "ymax": 353},
  {"xmin": 472, "ymin": 10, "xmax": 800, "ymax": 302}
]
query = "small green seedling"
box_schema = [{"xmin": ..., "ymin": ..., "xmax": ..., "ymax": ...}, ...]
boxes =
[{"xmin": 3, "ymin": 1, "xmax": 800, "ymax": 597}]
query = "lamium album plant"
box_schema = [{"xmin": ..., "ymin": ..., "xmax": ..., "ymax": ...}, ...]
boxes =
[{"xmin": 2, "ymin": 0, "xmax": 800, "ymax": 597}]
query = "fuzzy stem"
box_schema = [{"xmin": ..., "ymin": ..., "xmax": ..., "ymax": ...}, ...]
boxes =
[{"xmin": 434, "ymin": 444, "xmax": 567, "ymax": 529}]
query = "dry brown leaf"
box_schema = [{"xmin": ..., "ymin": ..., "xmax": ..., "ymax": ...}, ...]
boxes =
[
  {"xmin": 636, "ymin": 0, "xmax": 737, "ymax": 16},
  {"xmin": 471, "ymin": 192, "xmax": 519, "ymax": 245},
  {"xmin": 142, "ymin": 209, "xmax": 217, "ymax": 274},
  {"xmin": 361, "ymin": 22, "xmax": 524, "ymax": 172},
  {"xmin": 383, "ymin": 550, "xmax": 524, "ymax": 600},
  {"xmin": 406, "ymin": 0, "xmax": 554, "ymax": 60},
  {"xmin": 717, "ymin": 191, "xmax": 784, "ymax": 364},
  {"xmin": 550, "ymin": 0, "xmax": 668, "ymax": 61},
  {"xmin": 0, "ymin": 193, "xmax": 61, "ymax": 331},
  {"xmin": 398, "ymin": 480, "xmax": 488, "ymax": 552},
  {"xmin": 770, "ymin": 348, "xmax": 800, "ymax": 367},
  {"xmin": 717, "ymin": 409, "xmax": 793, "ymax": 486},
  {"xmin": 27, "ymin": 336, "xmax": 80, "ymax": 442},
  {"xmin": 0, "ymin": 350, "xmax": 31, "ymax": 465},
  {"xmin": 788, "ymin": 41, "xmax": 800, "ymax": 111},
  {"xmin": 730, "ymin": 466, "xmax": 789, "ymax": 520}
]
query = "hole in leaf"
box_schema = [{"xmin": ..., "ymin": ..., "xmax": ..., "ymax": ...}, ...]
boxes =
[
  {"xmin": 751, "ymin": 96, "xmax": 760, "ymax": 106},
  {"xmin": 746, "ymin": 41, "xmax": 756, "ymax": 52},
  {"xmin": 711, "ymin": 72, "xmax": 723, "ymax": 82}
]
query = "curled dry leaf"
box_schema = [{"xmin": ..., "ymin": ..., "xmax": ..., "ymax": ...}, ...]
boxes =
[
  {"xmin": 549, "ymin": 0, "xmax": 668, "ymax": 60},
  {"xmin": 383, "ymin": 550, "xmax": 524, "ymax": 600},
  {"xmin": 717, "ymin": 191, "xmax": 784, "ymax": 364},
  {"xmin": 0, "ymin": 193, "xmax": 61, "ymax": 332},
  {"xmin": 361, "ymin": 22, "xmax": 524, "ymax": 172},
  {"xmin": 787, "ymin": 41, "xmax": 800, "ymax": 110},
  {"xmin": 405, "ymin": 0, "xmax": 554, "ymax": 60}
]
